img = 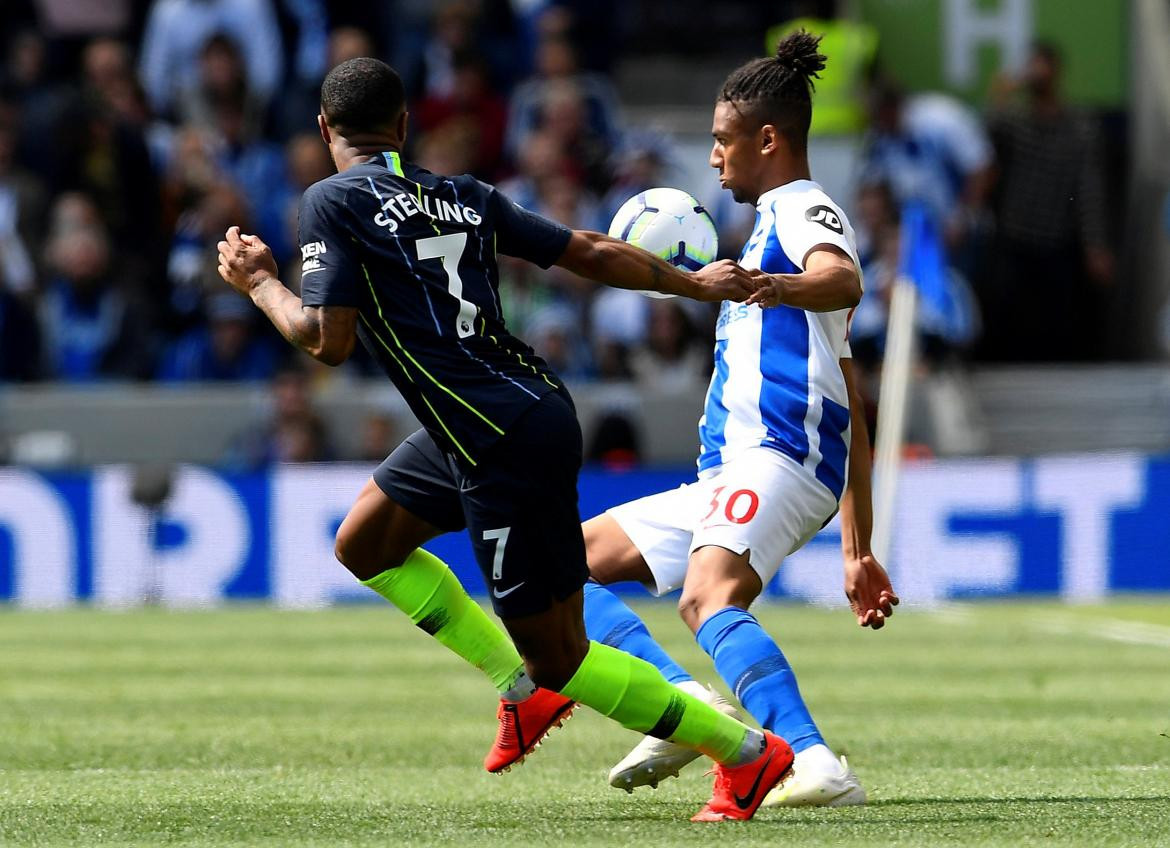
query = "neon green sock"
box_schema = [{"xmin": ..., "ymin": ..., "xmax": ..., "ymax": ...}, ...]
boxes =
[
  {"xmin": 362, "ymin": 549, "xmax": 525, "ymax": 692},
  {"xmin": 558, "ymin": 641, "xmax": 749, "ymax": 764}
]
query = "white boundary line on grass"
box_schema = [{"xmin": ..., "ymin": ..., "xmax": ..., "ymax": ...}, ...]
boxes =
[
  {"xmin": 1032, "ymin": 613, "xmax": 1170, "ymax": 649},
  {"xmin": 930, "ymin": 604, "xmax": 1170, "ymax": 649},
  {"xmin": 929, "ymin": 603, "xmax": 977, "ymax": 624}
]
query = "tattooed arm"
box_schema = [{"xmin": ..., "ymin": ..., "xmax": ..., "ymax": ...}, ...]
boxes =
[{"xmin": 217, "ymin": 226, "xmax": 357, "ymax": 365}]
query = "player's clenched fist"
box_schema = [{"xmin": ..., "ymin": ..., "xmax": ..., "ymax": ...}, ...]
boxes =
[
  {"xmin": 217, "ymin": 226, "xmax": 279, "ymax": 297},
  {"xmin": 688, "ymin": 259, "xmax": 759, "ymax": 302}
]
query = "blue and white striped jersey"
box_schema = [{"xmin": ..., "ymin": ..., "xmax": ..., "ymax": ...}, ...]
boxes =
[{"xmin": 697, "ymin": 180, "xmax": 860, "ymax": 501}]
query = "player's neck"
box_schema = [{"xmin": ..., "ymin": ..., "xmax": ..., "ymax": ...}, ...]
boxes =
[
  {"xmin": 755, "ymin": 159, "xmax": 812, "ymax": 200},
  {"xmin": 331, "ymin": 133, "xmax": 403, "ymax": 172}
]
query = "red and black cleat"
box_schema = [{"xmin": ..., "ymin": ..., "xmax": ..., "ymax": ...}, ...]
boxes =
[
  {"xmin": 691, "ymin": 731, "xmax": 794, "ymax": 822},
  {"xmin": 484, "ymin": 688, "xmax": 577, "ymax": 774}
]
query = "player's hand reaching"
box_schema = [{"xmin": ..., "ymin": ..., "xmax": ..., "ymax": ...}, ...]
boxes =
[
  {"xmin": 688, "ymin": 259, "xmax": 759, "ymax": 302},
  {"xmin": 843, "ymin": 553, "xmax": 899, "ymax": 630},
  {"xmin": 217, "ymin": 226, "xmax": 279, "ymax": 298},
  {"xmin": 744, "ymin": 269, "xmax": 784, "ymax": 308}
]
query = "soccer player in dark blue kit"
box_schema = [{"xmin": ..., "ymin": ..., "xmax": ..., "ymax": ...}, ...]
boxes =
[{"xmin": 217, "ymin": 57, "xmax": 791, "ymax": 821}]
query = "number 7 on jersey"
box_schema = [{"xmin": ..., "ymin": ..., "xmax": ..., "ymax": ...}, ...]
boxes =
[
  {"xmin": 417, "ymin": 232, "xmax": 477, "ymax": 338},
  {"xmin": 483, "ymin": 526, "xmax": 511, "ymax": 581}
]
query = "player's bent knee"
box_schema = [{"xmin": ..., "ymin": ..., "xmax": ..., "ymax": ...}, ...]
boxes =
[
  {"xmin": 333, "ymin": 528, "xmax": 371, "ymax": 578},
  {"xmin": 334, "ymin": 486, "xmax": 440, "ymax": 580},
  {"xmin": 677, "ymin": 546, "xmax": 761, "ymax": 630},
  {"xmin": 677, "ymin": 591, "xmax": 710, "ymax": 633},
  {"xmin": 333, "ymin": 523, "xmax": 406, "ymax": 580},
  {"xmin": 333, "ymin": 523, "xmax": 357, "ymax": 567},
  {"xmin": 336, "ymin": 535, "xmax": 414, "ymax": 580},
  {"xmin": 677, "ymin": 580, "xmax": 754, "ymax": 632}
]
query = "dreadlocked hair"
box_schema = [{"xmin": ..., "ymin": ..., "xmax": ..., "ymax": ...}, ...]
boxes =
[{"xmin": 718, "ymin": 29, "xmax": 827, "ymax": 152}]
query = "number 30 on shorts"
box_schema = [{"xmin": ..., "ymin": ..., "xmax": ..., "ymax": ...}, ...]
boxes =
[{"xmin": 701, "ymin": 486, "xmax": 760, "ymax": 526}]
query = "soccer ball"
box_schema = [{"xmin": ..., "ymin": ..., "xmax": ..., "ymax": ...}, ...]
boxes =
[{"xmin": 608, "ymin": 187, "xmax": 718, "ymax": 298}]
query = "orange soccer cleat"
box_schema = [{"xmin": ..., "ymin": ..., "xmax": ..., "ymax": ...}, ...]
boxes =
[
  {"xmin": 690, "ymin": 731, "xmax": 794, "ymax": 822},
  {"xmin": 483, "ymin": 688, "xmax": 576, "ymax": 773}
]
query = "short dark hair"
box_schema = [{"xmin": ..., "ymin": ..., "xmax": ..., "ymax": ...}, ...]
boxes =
[
  {"xmin": 718, "ymin": 29, "xmax": 826, "ymax": 152},
  {"xmin": 320, "ymin": 57, "xmax": 405, "ymax": 132}
]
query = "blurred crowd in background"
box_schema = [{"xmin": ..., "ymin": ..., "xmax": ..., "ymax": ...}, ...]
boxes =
[{"xmin": 0, "ymin": 0, "xmax": 1126, "ymax": 463}]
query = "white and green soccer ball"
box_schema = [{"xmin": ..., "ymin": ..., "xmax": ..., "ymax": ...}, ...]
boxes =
[{"xmin": 608, "ymin": 187, "xmax": 719, "ymax": 298}]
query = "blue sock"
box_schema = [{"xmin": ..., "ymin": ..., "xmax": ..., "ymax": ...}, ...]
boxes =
[
  {"xmin": 581, "ymin": 582, "xmax": 693, "ymax": 685},
  {"xmin": 695, "ymin": 606, "xmax": 824, "ymax": 753}
]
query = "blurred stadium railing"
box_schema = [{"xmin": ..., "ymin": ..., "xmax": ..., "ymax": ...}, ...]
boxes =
[{"xmin": 4, "ymin": 367, "xmax": 1170, "ymax": 467}]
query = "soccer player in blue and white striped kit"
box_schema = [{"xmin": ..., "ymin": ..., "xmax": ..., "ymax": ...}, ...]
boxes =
[{"xmin": 580, "ymin": 31, "xmax": 899, "ymax": 807}]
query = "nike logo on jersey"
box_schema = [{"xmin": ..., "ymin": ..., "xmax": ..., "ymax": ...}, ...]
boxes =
[
  {"xmin": 733, "ymin": 747, "xmax": 775, "ymax": 809},
  {"xmin": 492, "ymin": 582, "xmax": 526, "ymax": 599},
  {"xmin": 805, "ymin": 205, "xmax": 844, "ymax": 234}
]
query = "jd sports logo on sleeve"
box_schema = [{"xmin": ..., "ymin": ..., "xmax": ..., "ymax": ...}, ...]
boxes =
[{"xmin": 805, "ymin": 205, "xmax": 844, "ymax": 234}]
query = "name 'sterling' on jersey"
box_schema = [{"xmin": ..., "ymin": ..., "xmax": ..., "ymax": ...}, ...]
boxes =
[{"xmin": 372, "ymin": 190, "xmax": 483, "ymax": 232}]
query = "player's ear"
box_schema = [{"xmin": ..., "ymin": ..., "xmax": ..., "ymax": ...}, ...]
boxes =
[
  {"xmin": 759, "ymin": 124, "xmax": 779, "ymax": 156},
  {"xmin": 318, "ymin": 114, "xmax": 330, "ymax": 146},
  {"xmin": 397, "ymin": 110, "xmax": 409, "ymax": 143}
]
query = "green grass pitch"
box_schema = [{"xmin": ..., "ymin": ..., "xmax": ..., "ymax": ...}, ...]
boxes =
[{"xmin": 2, "ymin": 600, "xmax": 1168, "ymax": 847}]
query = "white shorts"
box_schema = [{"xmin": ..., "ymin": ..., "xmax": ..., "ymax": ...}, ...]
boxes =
[{"xmin": 607, "ymin": 447, "xmax": 839, "ymax": 596}]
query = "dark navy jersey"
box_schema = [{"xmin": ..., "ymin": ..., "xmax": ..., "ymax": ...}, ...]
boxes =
[{"xmin": 297, "ymin": 150, "xmax": 572, "ymax": 468}]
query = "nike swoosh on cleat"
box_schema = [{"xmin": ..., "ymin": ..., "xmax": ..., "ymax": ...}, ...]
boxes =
[
  {"xmin": 733, "ymin": 749, "xmax": 775, "ymax": 809},
  {"xmin": 492, "ymin": 582, "xmax": 526, "ymax": 599}
]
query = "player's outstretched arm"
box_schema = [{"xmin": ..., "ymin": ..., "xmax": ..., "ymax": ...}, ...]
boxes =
[
  {"xmin": 217, "ymin": 226, "xmax": 357, "ymax": 366},
  {"xmin": 745, "ymin": 245, "xmax": 862, "ymax": 311},
  {"xmin": 555, "ymin": 230, "xmax": 757, "ymax": 302},
  {"xmin": 839, "ymin": 358, "xmax": 899, "ymax": 629}
]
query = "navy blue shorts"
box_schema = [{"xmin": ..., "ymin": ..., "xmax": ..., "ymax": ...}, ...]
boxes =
[{"xmin": 372, "ymin": 389, "xmax": 589, "ymax": 618}]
